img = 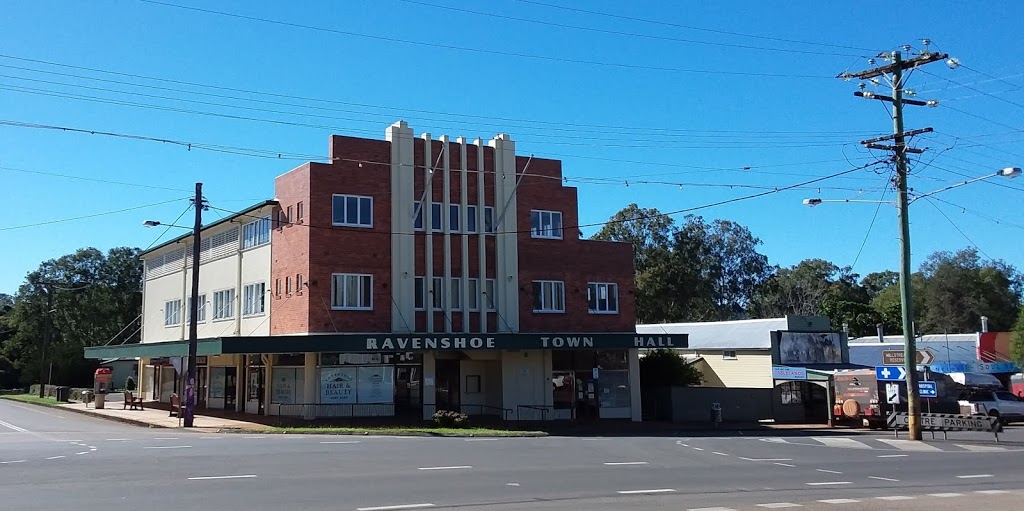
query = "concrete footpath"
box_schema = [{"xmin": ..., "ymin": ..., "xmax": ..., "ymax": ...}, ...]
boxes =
[{"xmin": 54, "ymin": 400, "xmax": 264, "ymax": 431}]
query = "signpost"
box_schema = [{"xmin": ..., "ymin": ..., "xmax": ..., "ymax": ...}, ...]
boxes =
[
  {"xmin": 875, "ymin": 365, "xmax": 907, "ymax": 381},
  {"xmin": 885, "ymin": 383, "xmax": 901, "ymax": 405},
  {"xmin": 918, "ymin": 381, "xmax": 937, "ymax": 398},
  {"xmin": 882, "ymin": 350, "xmax": 935, "ymax": 366}
]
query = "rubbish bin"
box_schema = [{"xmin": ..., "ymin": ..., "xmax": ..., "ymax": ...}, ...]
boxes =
[
  {"xmin": 94, "ymin": 391, "xmax": 106, "ymax": 409},
  {"xmin": 54, "ymin": 386, "xmax": 70, "ymax": 403},
  {"xmin": 710, "ymin": 402, "xmax": 723, "ymax": 427}
]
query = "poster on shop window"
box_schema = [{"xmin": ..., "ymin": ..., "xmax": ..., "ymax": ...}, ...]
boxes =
[
  {"xmin": 357, "ymin": 366, "xmax": 394, "ymax": 404},
  {"xmin": 320, "ymin": 367, "xmax": 357, "ymax": 404}
]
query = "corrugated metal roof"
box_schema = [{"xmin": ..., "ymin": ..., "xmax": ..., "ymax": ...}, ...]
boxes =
[
  {"xmin": 636, "ymin": 317, "xmax": 788, "ymax": 350},
  {"xmin": 141, "ymin": 199, "xmax": 278, "ymax": 257},
  {"xmin": 848, "ymin": 333, "xmax": 978, "ymax": 345},
  {"xmin": 848, "ymin": 339, "xmax": 978, "ymax": 367}
]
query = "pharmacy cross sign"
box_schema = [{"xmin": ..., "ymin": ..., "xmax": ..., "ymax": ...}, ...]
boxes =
[{"xmin": 875, "ymin": 365, "xmax": 908, "ymax": 381}]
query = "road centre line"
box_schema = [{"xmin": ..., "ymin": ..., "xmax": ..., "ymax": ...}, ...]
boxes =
[
  {"xmin": 975, "ymin": 490, "xmax": 1010, "ymax": 494},
  {"xmin": 815, "ymin": 469, "xmax": 843, "ymax": 474},
  {"xmin": 320, "ymin": 441, "xmax": 361, "ymax": 444},
  {"xmin": 869, "ymin": 476, "xmax": 900, "ymax": 482},
  {"xmin": 806, "ymin": 482, "xmax": 851, "ymax": 486},
  {"xmin": 74, "ymin": 452, "xmax": 89, "ymax": 455},
  {"xmin": 604, "ymin": 462, "xmax": 649, "ymax": 466},
  {"xmin": 929, "ymin": 493, "xmax": 963, "ymax": 498},
  {"xmin": 692, "ymin": 447, "xmax": 705, "ymax": 451},
  {"xmin": 153, "ymin": 437, "xmax": 179, "ymax": 440},
  {"xmin": 817, "ymin": 499, "xmax": 859, "ymax": 504},
  {"xmin": 876, "ymin": 496, "xmax": 915, "ymax": 500},
  {"xmin": 45, "ymin": 456, "xmax": 66, "ymax": 460},
  {"xmin": 0, "ymin": 419, "xmax": 28, "ymax": 433},
  {"xmin": 617, "ymin": 489, "xmax": 676, "ymax": 494},
  {"xmin": 417, "ymin": 466, "xmax": 472, "ymax": 471},
  {"xmin": 876, "ymin": 454, "xmax": 908, "ymax": 458},
  {"xmin": 356, "ymin": 504, "xmax": 435, "ymax": 511},
  {"xmin": 757, "ymin": 504, "xmax": 802, "ymax": 508},
  {"xmin": 144, "ymin": 445, "xmax": 192, "ymax": 449},
  {"xmin": 739, "ymin": 458, "xmax": 792, "ymax": 462},
  {"xmin": 712, "ymin": 452, "xmax": 729, "ymax": 456},
  {"xmin": 957, "ymin": 474, "xmax": 993, "ymax": 479},
  {"xmin": 105, "ymin": 438, "xmax": 128, "ymax": 441},
  {"xmin": 187, "ymin": 475, "xmax": 258, "ymax": 481},
  {"xmin": 773, "ymin": 463, "xmax": 796, "ymax": 467},
  {"xmin": 687, "ymin": 507, "xmax": 736, "ymax": 511},
  {"xmin": 464, "ymin": 438, "xmax": 499, "ymax": 442},
  {"xmin": 0, "ymin": 460, "xmax": 27, "ymax": 464}
]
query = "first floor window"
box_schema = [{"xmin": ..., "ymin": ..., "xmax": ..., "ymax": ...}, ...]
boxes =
[
  {"xmin": 530, "ymin": 210, "xmax": 563, "ymax": 239},
  {"xmin": 164, "ymin": 299, "xmax": 182, "ymax": 326},
  {"xmin": 431, "ymin": 203, "xmax": 443, "ymax": 230},
  {"xmin": 186, "ymin": 294, "xmax": 207, "ymax": 322},
  {"xmin": 414, "ymin": 277, "xmax": 426, "ymax": 310},
  {"xmin": 532, "ymin": 280, "xmax": 565, "ymax": 312},
  {"xmin": 484, "ymin": 206, "xmax": 495, "ymax": 233},
  {"xmin": 296, "ymin": 201, "xmax": 304, "ymax": 222},
  {"xmin": 243, "ymin": 282, "xmax": 266, "ymax": 316},
  {"xmin": 451, "ymin": 277, "xmax": 462, "ymax": 309},
  {"xmin": 332, "ymin": 274, "xmax": 372, "ymax": 310},
  {"xmin": 286, "ymin": 276, "xmax": 292, "ymax": 294},
  {"xmin": 723, "ymin": 350, "xmax": 738, "ymax": 360},
  {"xmin": 449, "ymin": 204, "xmax": 461, "ymax": 232},
  {"xmin": 296, "ymin": 274, "xmax": 304, "ymax": 292},
  {"xmin": 275, "ymin": 278, "xmax": 282, "ymax": 297},
  {"xmin": 467, "ymin": 278, "xmax": 480, "ymax": 311},
  {"xmin": 466, "ymin": 205, "xmax": 478, "ymax": 233},
  {"xmin": 242, "ymin": 216, "xmax": 271, "ymax": 248},
  {"xmin": 431, "ymin": 277, "xmax": 444, "ymax": 310},
  {"xmin": 484, "ymin": 278, "xmax": 497, "ymax": 311},
  {"xmin": 413, "ymin": 201, "xmax": 424, "ymax": 230},
  {"xmin": 586, "ymin": 282, "xmax": 619, "ymax": 314},
  {"xmin": 213, "ymin": 289, "xmax": 235, "ymax": 320},
  {"xmin": 332, "ymin": 194, "xmax": 373, "ymax": 227}
]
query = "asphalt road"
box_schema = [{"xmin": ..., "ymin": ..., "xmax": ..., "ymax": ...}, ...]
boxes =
[{"xmin": 2, "ymin": 399, "xmax": 1024, "ymax": 511}]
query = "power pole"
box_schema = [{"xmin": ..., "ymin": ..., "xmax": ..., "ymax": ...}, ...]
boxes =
[
  {"xmin": 37, "ymin": 283, "xmax": 54, "ymax": 399},
  {"xmin": 184, "ymin": 182, "xmax": 204, "ymax": 428},
  {"xmin": 840, "ymin": 48, "xmax": 947, "ymax": 441}
]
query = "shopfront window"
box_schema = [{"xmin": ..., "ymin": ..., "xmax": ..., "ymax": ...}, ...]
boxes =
[{"xmin": 271, "ymin": 367, "xmax": 305, "ymax": 404}]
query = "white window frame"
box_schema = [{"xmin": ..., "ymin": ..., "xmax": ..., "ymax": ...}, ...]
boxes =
[
  {"xmin": 286, "ymin": 276, "xmax": 292, "ymax": 295},
  {"xmin": 212, "ymin": 289, "xmax": 236, "ymax": 321},
  {"xmin": 275, "ymin": 278, "xmax": 282, "ymax": 297},
  {"xmin": 331, "ymin": 194, "xmax": 373, "ymax": 228},
  {"xmin": 530, "ymin": 210, "xmax": 563, "ymax": 239},
  {"xmin": 467, "ymin": 278, "xmax": 480, "ymax": 311},
  {"xmin": 723, "ymin": 351, "xmax": 738, "ymax": 360},
  {"xmin": 450, "ymin": 277, "xmax": 462, "ymax": 309},
  {"xmin": 431, "ymin": 276, "xmax": 445, "ymax": 311},
  {"xmin": 413, "ymin": 201, "xmax": 425, "ymax": 231},
  {"xmin": 186, "ymin": 294, "xmax": 206, "ymax": 323},
  {"xmin": 449, "ymin": 204, "xmax": 461, "ymax": 233},
  {"xmin": 241, "ymin": 216, "xmax": 271, "ymax": 249},
  {"xmin": 164, "ymin": 299, "xmax": 182, "ymax": 326},
  {"xmin": 296, "ymin": 201, "xmax": 304, "ymax": 222},
  {"xmin": 296, "ymin": 274, "xmax": 304, "ymax": 293},
  {"xmin": 243, "ymin": 282, "xmax": 266, "ymax": 317},
  {"xmin": 431, "ymin": 203, "xmax": 443, "ymax": 231},
  {"xmin": 414, "ymin": 277, "xmax": 426, "ymax": 311},
  {"xmin": 532, "ymin": 280, "xmax": 565, "ymax": 313},
  {"xmin": 466, "ymin": 205, "xmax": 478, "ymax": 233},
  {"xmin": 484, "ymin": 206, "xmax": 495, "ymax": 233},
  {"xmin": 586, "ymin": 282, "xmax": 619, "ymax": 314},
  {"xmin": 484, "ymin": 278, "xmax": 497, "ymax": 311},
  {"xmin": 331, "ymin": 273, "xmax": 373, "ymax": 310}
]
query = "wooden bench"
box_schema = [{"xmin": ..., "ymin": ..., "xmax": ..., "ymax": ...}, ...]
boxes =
[
  {"xmin": 123, "ymin": 391, "xmax": 144, "ymax": 410},
  {"xmin": 169, "ymin": 393, "xmax": 182, "ymax": 417}
]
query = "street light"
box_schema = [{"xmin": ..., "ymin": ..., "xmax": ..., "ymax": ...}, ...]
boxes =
[
  {"xmin": 803, "ymin": 198, "xmax": 894, "ymax": 207},
  {"xmin": 143, "ymin": 220, "xmax": 191, "ymax": 229},
  {"xmin": 805, "ymin": 167, "xmax": 1020, "ymax": 209}
]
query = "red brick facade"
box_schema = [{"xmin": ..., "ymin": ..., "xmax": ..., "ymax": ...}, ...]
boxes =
[{"xmin": 270, "ymin": 129, "xmax": 635, "ymax": 336}]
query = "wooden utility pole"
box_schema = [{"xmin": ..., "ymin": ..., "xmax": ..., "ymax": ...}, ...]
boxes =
[{"xmin": 184, "ymin": 182, "xmax": 203, "ymax": 428}]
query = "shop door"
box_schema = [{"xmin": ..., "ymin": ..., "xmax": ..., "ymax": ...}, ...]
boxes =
[
  {"xmin": 197, "ymin": 367, "xmax": 208, "ymax": 408},
  {"xmin": 435, "ymin": 360, "xmax": 461, "ymax": 412},
  {"xmin": 248, "ymin": 366, "xmax": 265, "ymax": 415},
  {"xmin": 575, "ymin": 372, "xmax": 599, "ymax": 421},
  {"xmin": 224, "ymin": 367, "xmax": 237, "ymax": 410}
]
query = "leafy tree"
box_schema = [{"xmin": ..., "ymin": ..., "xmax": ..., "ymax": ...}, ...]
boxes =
[
  {"xmin": 869, "ymin": 273, "xmax": 927, "ymax": 336},
  {"xmin": 592, "ymin": 203, "xmax": 675, "ymax": 273},
  {"xmin": 861, "ymin": 270, "xmax": 899, "ymax": 299},
  {"xmin": 917, "ymin": 248, "xmax": 1022, "ymax": 333},
  {"xmin": 639, "ymin": 349, "xmax": 703, "ymax": 387},
  {"xmin": 700, "ymin": 218, "xmax": 773, "ymax": 320},
  {"xmin": 1011, "ymin": 308, "xmax": 1024, "ymax": 366}
]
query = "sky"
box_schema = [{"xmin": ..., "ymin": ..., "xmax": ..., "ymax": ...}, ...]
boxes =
[{"xmin": 1, "ymin": 0, "xmax": 1023, "ymax": 295}]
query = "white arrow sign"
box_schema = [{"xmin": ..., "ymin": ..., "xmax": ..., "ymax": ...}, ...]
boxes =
[{"xmin": 919, "ymin": 351, "xmax": 934, "ymax": 365}]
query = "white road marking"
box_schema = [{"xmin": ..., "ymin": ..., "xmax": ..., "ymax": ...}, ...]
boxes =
[
  {"xmin": 0, "ymin": 460, "xmax": 27, "ymax": 464},
  {"xmin": 740, "ymin": 458, "xmax": 792, "ymax": 462},
  {"xmin": 153, "ymin": 437, "xmax": 179, "ymax": 440},
  {"xmin": 869, "ymin": 476, "xmax": 900, "ymax": 482},
  {"xmin": 876, "ymin": 439, "xmax": 942, "ymax": 451},
  {"xmin": 617, "ymin": 489, "xmax": 676, "ymax": 494},
  {"xmin": 876, "ymin": 496, "xmax": 915, "ymax": 501},
  {"xmin": 816, "ymin": 469, "xmax": 843, "ymax": 474},
  {"xmin": 955, "ymin": 444, "xmax": 1006, "ymax": 452},
  {"xmin": 0, "ymin": 419, "xmax": 28, "ymax": 432},
  {"xmin": 105, "ymin": 438, "xmax": 129, "ymax": 441},
  {"xmin": 817, "ymin": 499, "xmax": 859, "ymax": 504},
  {"xmin": 929, "ymin": 493, "xmax": 963, "ymax": 498},
  {"xmin": 356, "ymin": 504, "xmax": 435, "ymax": 511},
  {"xmin": 320, "ymin": 441, "xmax": 361, "ymax": 444},
  {"xmin": 876, "ymin": 454, "xmax": 908, "ymax": 458},
  {"xmin": 757, "ymin": 504, "xmax": 802, "ymax": 508},
  {"xmin": 187, "ymin": 475, "xmax": 258, "ymax": 481},
  {"xmin": 464, "ymin": 438, "xmax": 499, "ymax": 442},
  {"xmin": 604, "ymin": 462, "xmax": 649, "ymax": 466},
  {"xmin": 760, "ymin": 438, "xmax": 789, "ymax": 444},
  {"xmin": 975, "ymin": 490, "xmax": 1010, "ymax": 495},
  {"xmin": 144, "ymin": 445, "xmax": 192, "ymax": 449},
  {"xmin": 692, "ymin": 447, "xmax": 705, "ymax": 451},
  {"xmin": 811, "ymin": 437, "xmax": 871, "ymax": 449},
  {"xmin": 506, "ymin": 482, "xmax": 520, "ymax": 487},
  {"xmin": 956, "ymin": 474, "xmax": 994, "ymax": 479},
  {"xmin": 806, "ymin": 482, "xmax": 852, "ymax": 486},
  {"xmin": 679, "ymin": 443, "xmax": 690, "ymax": 447},
  {"xmin": 46, "ymin": 456, "xmax": 66, "ymax": 460},
  {"xmin": 712, "ymin": 452, "xmax": 729, "ymax": 456},
  {"xmin": 687, "ymin": 507, "xmax": 736, "ymax": 511},
  {"xmin": 773, "ymin": 463, "xmax": 796, "ymax": 468},
  {"xmin": 417, "ymin": 466, "xmax": 472, "ymax": 471}
]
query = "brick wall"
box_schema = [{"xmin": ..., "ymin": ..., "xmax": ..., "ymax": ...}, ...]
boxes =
[{"xmin": 270, "ymin": 163, "xmax": 312, "ymax": 335}]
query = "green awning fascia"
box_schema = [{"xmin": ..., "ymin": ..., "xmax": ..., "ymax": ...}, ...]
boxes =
[
  {"xmin": 84, "ymin": 339, "xmax": 224, "ymax": 359},
  {"xmin": 804, "ymin": 369, "xmax": 834, "ymax": 381}
]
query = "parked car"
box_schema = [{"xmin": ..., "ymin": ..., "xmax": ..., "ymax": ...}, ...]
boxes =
[{"xmin": 959, "ymin": 389, "xmax": 1024, "ymax": 424}]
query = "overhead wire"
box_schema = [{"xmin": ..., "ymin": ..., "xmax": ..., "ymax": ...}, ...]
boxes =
[
  {"xmin": 922, "ymin": 197, "xmax": 993, "ymax": 260},
  {"xmin": 849, "ymin": 172, "xmax": 893, "ymax": 271},
  {"xmin": 0, "ymin": 197, "xmax": 189, "ymax": 232},
  {"xmin": 135, "ymin": 0, "xmax": 836, "ymax": 79}
]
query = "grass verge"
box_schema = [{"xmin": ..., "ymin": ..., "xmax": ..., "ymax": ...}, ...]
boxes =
[
  {"xmin": 249, "ymin": 426, "xmax": 546, "ymax": 437},
  {"xmin": 0, "ymin": 394, "xmax": 61, "ymax": 405}
]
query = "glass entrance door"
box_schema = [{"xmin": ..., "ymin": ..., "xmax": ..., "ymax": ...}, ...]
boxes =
[
  {"xmin": 224, "ymin": 367, "xmax": 237, "ymax": 410},
  {"xmin": 197, "ymin": 367, "xmax": 208, "ymax": 409},
  {"xmin": 435, "ymin": 359, "xmax": 461, "ymax": 412}
]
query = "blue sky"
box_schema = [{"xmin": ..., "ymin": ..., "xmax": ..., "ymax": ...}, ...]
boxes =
[{"xmin": 2, "ymin": 0, "xmax": 1023, "ymax": 294}]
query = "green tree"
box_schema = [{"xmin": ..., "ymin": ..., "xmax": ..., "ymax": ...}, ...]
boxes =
[
  {"xmin": 861, "ymin": 270, "xmax": 899, "ymax": 299},
  {"xmin": 1011, "ymin": 308, "xmax": 1024, "ymax": 366},
  {"xmin": 918, "ymin": 248, "xmax": 1022, "ymax": 333},
  {"xmin": 869, "ymin": 273, "xmax": 927, "ymax": 336},
  {"xmin": 639, "ymin": 349, "xmax": 703, "ymax": 388},
  {"xmin": 592, "ymin": 203, "xmax": 675, "ymax": 273}
]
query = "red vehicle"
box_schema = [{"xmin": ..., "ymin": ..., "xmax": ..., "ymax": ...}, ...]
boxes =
[
  {"xmin": 1012, "ymin": 374, "xmax": 1024, "ymax": 399},
  {"xmin": 833, "ymin": 369, "xmax": 961, "ymax": 429}
]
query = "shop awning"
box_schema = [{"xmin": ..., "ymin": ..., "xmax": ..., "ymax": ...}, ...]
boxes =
[{"xmin": 84, "ymin": 332, "xmax": 671, "ymax": 359}]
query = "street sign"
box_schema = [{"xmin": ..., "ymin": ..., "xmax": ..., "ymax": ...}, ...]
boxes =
[
  {"xmin": 918, "ymin": 381, "xmax": 937, "ymax": 398},
  {"xmin": 882, "ymin": 350, "xmax": 935, "ymax": 366},
  {"xmin": 885, "ymin": 383, "xmax": 900, "ymax": 404},
  {"xmin": 887, "ymin": 412, "xmax": 998, "ymax": 432},
  {"xmin": 875, "ymin": 365, "xmax": 907, "ymax": 381}
]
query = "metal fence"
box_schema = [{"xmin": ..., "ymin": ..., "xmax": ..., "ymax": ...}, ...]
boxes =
[{"xmin": 277, "ymin": 403, "xmax": 395, "ymax": 420}]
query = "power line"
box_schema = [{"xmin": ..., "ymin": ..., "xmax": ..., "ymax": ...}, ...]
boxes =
[
  {"xmin": 135, "ymin": 0, "xmax": 836, "ymax": 79},
  {"xmin": 920, "ymin": 68, "xmax": 1024, "ymax": 112},
  {"xmin": 0, "ymin": 198, "xmax": 189, "ymax": 232},
  {"xmin": 922, "ymin": 197, "xmax": 993, "ymax": 259},
  {"xmin": 144, "ymin": 204, "xmax": 194, "ymax": 251},
  {"xmin": 850, "ymin": 177, "xmax": 893, "ymax": 270},
  {"xmin": 0, "ymin": 165, "xmax": 194, "ymax": 192},
  {"xmin": 927, "ymin": 196, "xmax": 1024, "ymax": 231},
  {"xmin": 206, "ymin": 160, "xmax": 885, "ymax": 237},
  {"xmin": 397, "ymin": 0, "xmax": 864, "ymax": 57},
  {"xmin": 0, "ymin": 54, "xmax": 873, "ymax": 137},
  {"xmin": 513, "ymin": 0, "xmax": 876, "ymax": 53}
]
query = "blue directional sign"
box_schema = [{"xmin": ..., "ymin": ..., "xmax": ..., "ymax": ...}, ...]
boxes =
[
  {"xmin": 876, "ymin": 365, "xmax": 907, "ymax": 381},
  {"xmin": 919, "ymin": 381, "xmax": 937, "ymax": 398}
]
